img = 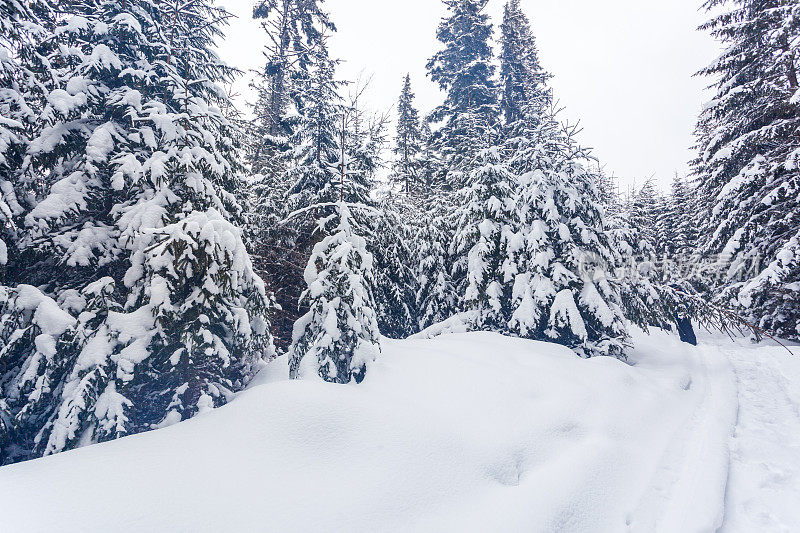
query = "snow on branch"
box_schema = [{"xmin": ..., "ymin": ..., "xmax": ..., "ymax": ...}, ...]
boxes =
[{"xmin": 279, "ymin": 201, "xmax": 381, "ymax": 226}]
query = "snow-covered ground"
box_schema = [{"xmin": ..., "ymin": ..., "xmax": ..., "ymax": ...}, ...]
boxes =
[
  {"xmin": 718, "ymin": 337, "xmax": 800, "ymax": 532},
  {"xmin": 0, "ymin": 329, "xmax": 798, "ymax": 532}
]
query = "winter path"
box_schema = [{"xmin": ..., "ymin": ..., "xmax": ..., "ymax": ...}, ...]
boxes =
[
  {"xmin": 717, "ymin": 338, "xmax": 800, "ymax": 532},
  {"xmin": 0, "ymin": 329, "xmax": 798, "ymax": 532},
  {"xmin": 625, "ymin": 333, "xmax": 738, "ymax": 532}
]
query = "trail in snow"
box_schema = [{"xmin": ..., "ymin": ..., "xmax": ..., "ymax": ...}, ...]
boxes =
[
  {"xmin": 718, "ymin": 338, "xmax": 800, "ymax": 532},
  {"xmin": 627, "ymin": 331, "xmax": 800, "ymax": 533},
  {"xmin": 625, "ymin": 331, "xmax": 738, "ymax": 533}
]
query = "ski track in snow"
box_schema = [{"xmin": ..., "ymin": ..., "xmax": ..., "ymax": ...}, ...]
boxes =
[
  {"xmin": 718, "ymin": 339, "xmax": 800, "ymax": 532},
  {"xmin": 625, "ymin": 333, "xmax": 737, "ymax": 533},
  {"xmin": 629, "ymin": 333, "xmax": 800, "ymax": 533}
]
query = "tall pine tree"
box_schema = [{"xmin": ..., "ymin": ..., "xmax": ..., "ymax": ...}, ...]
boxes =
[
  {"xmin": 694, "ymin": 0, "xmax": 800, "ymax": 341},
  {"xmin": 391, "ymin": 74, "xmax": 422, "ymax": 195},
  {"xmin": 249, "ymin": 0, "xmax": 335, "ymax": 171},
  {"xmin": 1, "ymin": 0, "xmax": 274, "ymax": 463},
  {"xmin": 507, "ymin": 109, "xmax": 629, "ymax": 358},
  {"xmin": 662, "ymin": 174, "xmax": 698, "ymax": 258},
  {"xmin": 451, "ymin": 148, "xmax": 520, "ymax": 330},
  {"xmin": 415, "ymin": 210, "xmax": 457, "ymax": 330},
  {"xmin": 499, "ymin": 0, "xmax": 550, "ymax": 131},
  {"xmin": 427, "ymin": 0, "xmax": 499, "ymax": 188}
]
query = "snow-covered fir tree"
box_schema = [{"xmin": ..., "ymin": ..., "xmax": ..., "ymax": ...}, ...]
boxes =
[
  {"xmin": 591, "ymin": 165, "xmax": 622, "ymax": 213},
  {"xmin": 605, "ymin": 209, "xmax": 680, "ymax": 333},
  {"xmin": 415, "ymin": 210, "xmax": 457, "ymax": 330},
  {"xmin": 499, "ymin": 0, "xmax": 550, "ymax": 132},
  {"xmin": 417, "ymin": 0, "xmax": 631, "ymax": 356},
  {"xmin": 391, "ymin": 75, "xmax": 423, "ymax": 195},
  {"xmin": 497, "ymin": 0, "xmax": 553, "ymax": 158},
  {"xmin": 342, "ymin": 79, "xmax": 389, "ymax": 192},
  {"xmin": 507, "ymin": 104, "xmax": 629, "ymax": 358},
  {"xmin": 371, "ymin": 197, "xmax": 419, "ymax": 338},
  {"xmin": 451, "ymin": 148, "xmax": 520, "ymax": 330},
  {"xmin": 427, "ymin": 0, "xmax": 500, "ymax": 188},
  {"xmin": 249, "ymin": 0, "xmax": 334, "ymax": 173},
  {"xmin": 0, "ymin": 0, "xmax": 59, "ymax": 281},
  {"xmin": 626, "ymin": 179, "xmax": 666, "ymax": 258},
  {"xmin": 341, "ymin": 82, "xmax": 419, "ymax": 338},
  {"xmin": 0, "ymin": 0, "xmax": 62, "ymax": 464},
  {"xmin": 289, "ymin": 203, "xmax": 380, "ymax": 383},
  {"xmin": 259, "ymin": 34, "xmax": 342, "ymax": 347},
  {"xmin": 588, "ymin": 169, "xmax": 670, "ymax": 330},
  {"xmin": 591, "ymin": 176, "xmax": 699, "ymax": 335},
  {"xmin": 271, "ymin": 39, "xmax": 388, "ymax": 349},
  {"xmin": 244, "ymin": 3, "xmax": 337, "ymax": 335},
  {"xmin": 415, "ymin": 121, "xmax": 441, "ymax": 198},
  {"xmin": 285, "ymin": 38, "xmax": 346, "ymax": 211},
  {"xmin": 661, "ymin": 174, "xmax": 698, "ymax": 258},
  {"xmin": 694, "ymin": 0, "xmax": 800, "ymax": 341},
  {"xmin": 0, "ymin": 0, "xmax": 274, "ymax": 463},
  {"xmin": 0, "ymin": 284, "xmax": 76, "ymax": 463}
]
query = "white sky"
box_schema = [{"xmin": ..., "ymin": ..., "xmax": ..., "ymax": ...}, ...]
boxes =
[{"xmin": 217, "ymin": 0, "xmax": 721, "ymax": 191}]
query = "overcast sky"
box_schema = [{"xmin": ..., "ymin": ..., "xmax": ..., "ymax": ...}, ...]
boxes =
[{"xmin": 217, "ymin": 0, "xmax": 721, "ymax": 191}]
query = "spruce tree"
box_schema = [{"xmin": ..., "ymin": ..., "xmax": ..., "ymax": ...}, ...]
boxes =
[
  {"xmin": 270, "ymin": 39, "xmax": 351, "ymax": 348},
  {"xmin": 342, "ymin": 82, "xmax": 388, "ymax": 194},
  {"xmin": 250, "ymin": 0, "xmax": 335, "ymax": 171},
  {"xmin": 0, "ymin": 0, "xmax": 61, "ymax": 464},
  {"xmin": 662, "ymin": 174, "xmax": 698, "ymax": 258},
  {"xmin": 605, "ymin": 209, "xmax": 678, "ymax": 333},
  {"xmin": 591, "ymin": 165, "xmax": 621, "ymax": 213},
  {"xmin": 372, "ymin": 198, "xmax": 419, "ymax": 338},
  {"xmin": 499, "ymin": 0, "xmax": 550, "ymax": 131},
  {"xmin": 286, "ymin": 39, "xmax": 346, "ymax": 211},
  {"xmin": 1, "ymin": 0, "xmax": 274, "ymax": 462},
  {"xmin": 0, "ymin": 284, "xmax": 76, "ymax": 464},
  {"xmin": 289, "ymin": 203, "xmax": 381, "ymax": 383},
  {"xmin": 492, "ymin": 0, "xmax": 631, "ymax": 356},
  {"xmin": 0, "ymin": 0, "xmax": 57, "ymax": 280},
  {"xmin": 415, "ymin": 121, "xmax": 441, "ymax": 198},
  {"xmin": 245, "ymin": 3, "xmax": 337, "ymax": 322},
  {"xmin": 451, "ymin": 148, "xmax": 520, "ymax": 330},
  {"xmin": 508, "ymin": 105, "xmax": 629, "ymax": 358},
  {"xmin": 694, "ymin": 0, "xmax": 800, "ymax": 340},
  {"xmin": 627, "ymin": 179, "xmax": 664, "ymax": 258},
  {"xmin": 266, "ymin": 39, "xmax": 388, "ymax": 349},
  {"xmin": 427, "ymin": 0, "xmax": 499, "ymax": 187},
  {"xmin": 391, "ymin": 74, "xmax": 422, "ymax": 195},
  {"xmin": 415, "ymin": 211, "xmax": 457, "ymax": 330}
]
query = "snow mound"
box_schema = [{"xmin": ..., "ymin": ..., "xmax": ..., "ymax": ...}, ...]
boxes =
[
  {"xmin": 409, "ymin": 310, "xmax": 478, "ymax": 339},
  {"xmin": 0, "ymin": 330, "xmax": 738, "ymax": 532}
]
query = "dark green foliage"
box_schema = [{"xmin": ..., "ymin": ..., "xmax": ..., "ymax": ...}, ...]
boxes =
[
  {"xmin": 427, "ymin": 0, "xmax": 500, "ymax": 186},
  {"xmin": 694, "ymin": 0, "xmax": 800, "ymax": 341}
]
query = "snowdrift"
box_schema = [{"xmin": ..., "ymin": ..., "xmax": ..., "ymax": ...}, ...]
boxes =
[{"xmin": 0, "ymin": 330, "xmax": 738, "ymax": 532}]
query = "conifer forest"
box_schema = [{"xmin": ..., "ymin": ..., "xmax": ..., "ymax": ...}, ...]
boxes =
[{"xmin": 1, "ymin": 0, "xmax": 800, "ymax": 530}]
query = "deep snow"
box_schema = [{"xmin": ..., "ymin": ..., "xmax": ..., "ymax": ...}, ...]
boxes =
[{"xmin": 0, "ymin": 329, "xmax": 797, "ymax": 532}]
